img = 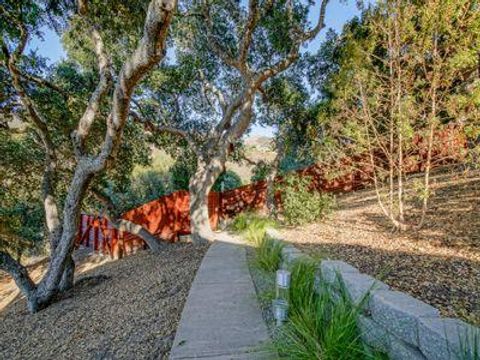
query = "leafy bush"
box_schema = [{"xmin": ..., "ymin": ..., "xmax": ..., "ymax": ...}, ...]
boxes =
[
  {"xmin": 132, "ymin": 170, "xmax": 167, "ymax": 202},
  {"xmin": 213, "ymin": 170, "xmax": 243, "ymax": 191},
  {"xmin": 230, "ymin": 212, "xmax": 276, "ymax": 244},
  {"xmin": 170, "ymin": 158, "xmax": 195, "ymax": 191},
  {"xmin": 278, "ymin": 174, "xmax": 335, "ymax": 226},
  {"xmin": 110, "ymin": 170, "xmax": 167, "ymax": 212},
  {"xmin": 254, "ymin": 236, "xmax": 284, "ymax": 272},
  {"xmin": 251, "ymin": 161, "xmax": 272, "ymax": 182},
  {"xmin": 0, "ymin": 203, "xmax": 44, "ymax": 258},
  {"xmin": 275, "ymin": 260, "xmax": 387, "ymax": 360},
  {"xmin": 287, "ymin": 259, "xmax": 318, "ymax": 312},
  {"xmin": 171, "ymin": 158, "xmax": 242, "ymax": 192},
  {"xmin": 230, "ymin": 212, "xmax": 251, "ymax": 233}
]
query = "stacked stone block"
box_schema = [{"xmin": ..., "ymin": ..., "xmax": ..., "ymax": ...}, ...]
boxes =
[{"xmin": 265, "ymin": 228, "xmax": 480, "ymax": 360}]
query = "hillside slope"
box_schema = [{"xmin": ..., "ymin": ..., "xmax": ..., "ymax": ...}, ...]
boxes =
[{"xmin": 281, "ymin": 168, "xmax": 480, "ymax": 326}]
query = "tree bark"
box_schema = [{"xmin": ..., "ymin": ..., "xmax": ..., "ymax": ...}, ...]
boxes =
[
  {"xmin": 59, "ymin": 255, "xmax": 75, "ymax": 292},
  {"xmin": 189, "ymin": 157, "xmax": 224, "ymax": 244},
  {"xmin": 266, "ymin": 135, "xmax": 284, "ymax": 217},
  {"xmin": 111, "ymin": 219, "xmax": 165, "ymax": 253}
]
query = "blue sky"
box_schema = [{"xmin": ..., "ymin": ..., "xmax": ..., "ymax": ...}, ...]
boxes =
[{"xmin": 28, "ymin": 0, "xmax": 363, "ymax": 137}]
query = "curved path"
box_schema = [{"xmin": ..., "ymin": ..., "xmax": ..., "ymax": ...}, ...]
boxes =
[{"xmin": 170, "ymin": 234, "xmax": 274, "ymax": 359}]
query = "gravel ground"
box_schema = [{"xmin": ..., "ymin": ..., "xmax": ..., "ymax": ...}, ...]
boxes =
[
  {"xmin": 280, "ymin": 169, "xmax": 480, "ymax": 326},
  {"xmin": 246, "ymin": 247, "xmax": 276, "ymax": 334},
  {"xmin": 0, "ymin": 243, "xmax": 208, "ymax": 360}
]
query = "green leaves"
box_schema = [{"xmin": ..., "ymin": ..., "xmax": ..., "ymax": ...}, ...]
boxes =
[{"xmin": 277, "ymin": 174, "xmax": 335, "ymax": 226}]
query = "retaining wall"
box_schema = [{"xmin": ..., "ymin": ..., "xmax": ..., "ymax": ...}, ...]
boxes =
[{"xmin": 267, "ymin": 229, "xmax": 480, "ymax": 360}]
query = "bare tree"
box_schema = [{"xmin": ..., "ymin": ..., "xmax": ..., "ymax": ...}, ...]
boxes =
[{"xmin": 328, "ymin": 0, "xmax": 479, "ymax": 231}]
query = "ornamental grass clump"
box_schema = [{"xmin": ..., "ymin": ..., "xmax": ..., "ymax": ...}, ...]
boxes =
[
  {"xmin": 230, "ymin": 212, "xmax": 277, "ymax": 244},
  {"xmin": 254, "ymin": 236, "xmax": 284, "ymax": 272},
  {"xmin": 275, "ymin": 260, "xmax": 388, "ymax": 360}
]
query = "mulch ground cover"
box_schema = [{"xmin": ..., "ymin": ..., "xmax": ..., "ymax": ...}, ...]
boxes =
[
  {"xmin": 280, "ymin": 169, "xmax": 480, "ymax": 326},
  {"xmin": 0, "ymin": 243, "xmax": 208, "ymax": 359}
]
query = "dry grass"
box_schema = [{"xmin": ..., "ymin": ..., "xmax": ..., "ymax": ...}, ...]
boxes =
[
  {"xmin": 0, "ymin": 243, "xmax": 208, "ymax": 359},
  {"xmin": 280, "ymin": 168, "xmax": 480, "ymax": 326}
]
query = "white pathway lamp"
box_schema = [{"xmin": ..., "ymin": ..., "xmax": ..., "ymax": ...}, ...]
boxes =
[{"xmin": 273, "ymin": 269, "xmax": 291, "ymax": 326}]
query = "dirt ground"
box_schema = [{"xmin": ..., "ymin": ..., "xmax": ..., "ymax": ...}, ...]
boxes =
[
  {"xmin": 0, "ymin": 243, "xmax": 208, "ymax": 359},
  {"xmin": 280, "ymin": 168, "xmax": 480, "ymax": 326}
]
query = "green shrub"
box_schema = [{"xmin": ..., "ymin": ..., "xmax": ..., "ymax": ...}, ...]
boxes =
[
  {"xmin": 278, "ymin": 174, "xmax": 335, "ymax": 226},
  {"xmin": 459, "ymin": 328, "xmax": 480, "ymax": 360},
  {"xmin": 288, "ymin": 259, "xmax": 318, "ymax": 313},
  {"xmin": 254, "ymin": 237, "xmax": 284, "ymax": 272},
  {"xmin": 170, "ymin": 158, "xmax": 195, "ymax": 191},
  {"xmin": 274, "ymin": 260, "xmax": 388, "ymax": 360},
  {"xmin": 251, "ymin": 161, "xmax": 271, "ymax": 182},
  {"xmin": 111, "ymin": 170, "xmax": 167, "ymax": 212},
  {"xmin": 213, "ymin": 170, "xmax": 243, "ymax": 191},
  {"xmin": 230, "ymin": 212, "xmax": 251, "ymax": 232}
]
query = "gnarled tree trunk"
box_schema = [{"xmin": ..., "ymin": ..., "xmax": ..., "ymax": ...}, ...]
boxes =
[
  {"xmin": 266, "ymin": 135, "xmax": 284, "ymax": 217},
  {"xmin": 0, "ymin": 0, "xmax": 177, "ymax": 313},
  {"xmin": 189, "ymin": 157, "xmax": 224, "ymax": 244}
]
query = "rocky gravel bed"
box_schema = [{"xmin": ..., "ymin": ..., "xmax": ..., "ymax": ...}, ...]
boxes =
[
  {"xmin": 280, "ymin": 170, "xmax": 480, "ymax": 326},
  {"xmin": 0, "ymin": 243, "xmax": 208, "ymax": 360}
]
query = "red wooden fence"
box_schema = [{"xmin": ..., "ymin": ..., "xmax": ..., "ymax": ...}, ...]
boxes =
[
  {"xmin": 76, "ymin": 214, "xmax": 146, "ymax": 259},
  {"xmin": 76, "ymin": 125, "xmax": 466, "ymax": 257},
  {"xmin": 76, "ymin": 191, "xmax": 220, "ymax": 258}
]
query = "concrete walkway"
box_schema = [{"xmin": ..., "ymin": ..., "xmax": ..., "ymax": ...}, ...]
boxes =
[{"xmin": 170, "ymin": 234, "xmax": 274, "ymax": 359}]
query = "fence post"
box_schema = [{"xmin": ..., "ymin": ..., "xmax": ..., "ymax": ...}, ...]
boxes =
[
  {"xmin": 76, "ymin": 214, "xmax": 84, "ymax": 247},
  {"xmin": 101, "ymin": 217, "xmax": 108, "ymax": 255},
  {"xmin": 111, "ymin": 228, "xmax": 117, "ymax": 259},
  {"xmin": 86, "ymin": 216, "xmax": 92, "ymax": 247},
  {"xmin": 93, "ymin": 216, "xmax": 99, "ymax": 251}
]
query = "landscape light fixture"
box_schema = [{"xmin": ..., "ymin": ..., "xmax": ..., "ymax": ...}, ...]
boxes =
[
  {"xmin": 273, "ymin": 269, "xmax": 291, "ymax": 326},
  {"xmin": 272, "ymin": 299, "xmax": 289, "ymax": 326}
]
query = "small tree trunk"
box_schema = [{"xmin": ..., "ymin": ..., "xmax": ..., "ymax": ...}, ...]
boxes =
[
  {"xmin": 266, "ymin": 170, "xmax": 277, "ymax": 216},
  {"xmin": 266, "ymin": 136, "xmax": 284, "ymax": 217},
  {"xmin": 189, "ymin": 158, "xmax": 224, "ymax": 244}
]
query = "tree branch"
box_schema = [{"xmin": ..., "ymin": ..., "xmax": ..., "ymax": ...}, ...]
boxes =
[
  {"xmin": 237, "ymin": 0, "xmax": 259, "ymax": 72},
  {"xmin": 130, "ymin": 109, "xmax": 202, "ymax": 157},
  {"xmin": 0, "ymin": 251, "xmax": 36, "ymax": 298},
  {"xmin": 19, "ymin": 72, "xmax": 68, "ymax": 97},
  {"xmin": 254, "ymin": 0, "xmax": 329, "ymax": 88},
  {"xmin": 90, "ymin": 188, "xmax": 166, "ymax": 253},
  {"xmin": 199, "ymin": 71, "xmax": 227, "ymax": 114},
  {"xmin": 1, "ymin": 15, "xmax": 62, "ymax": 248},
  {"xmin": 202, "ymin": 0, "xmax": 241, "ymax": 70},
  {"xmin": 302, "ymin": 0, "xmax": 329, "ymax": 41},
  {"xmin": 93, "ymin": 0, "xmax": 177, "ymax": 168},
  {"xmin": 72, "ymin": 23, "xmax": 113, "ymax": 158}
]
